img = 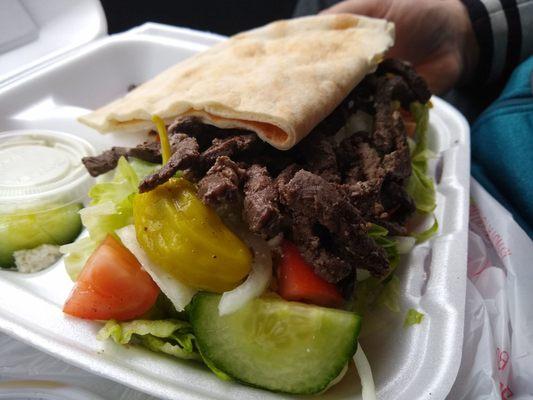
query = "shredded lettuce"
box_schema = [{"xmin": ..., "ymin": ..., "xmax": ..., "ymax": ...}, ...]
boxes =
[
  {"xmin": 354, "ymin": 225, "xmax": 402, "ymax": 315},
  {"xmin": 141, "ymin": 334, "xmax": 198, "ymax": 360},
  {"xmin": 59, "ymin": 236, "xmax": 98, "ymax": 280},
  {"xmin": 406, "ymin": 164, "xmax": 436, "ymax": 214},
  {"xmin": 411, "ymin": 215, "xmax": 439, "ymax": 243},
  {"xmin": 376, "ymin": 275, "xmax": 401, "ymax": 313},
  {"xmin": 404, "ymin": 101, "xmax": 438, "ymax": 243},
  {"xmin": 392, "ymin": 236, "xmax": 416, "ymax": 254},
  {"xmin": 409, "ymin": 102, "xmax": 430, "ymax": 171},
  {"xmin": 98, "ymin": 317, "xmax": 234, "ymax": 379},
  {"xmin": 404, "ymin": 309, "xmax": 424, "ymax": 327},
  {"xmin": 367, "ymin": 224, "xmax": 389, "ymax": 238},
  {"xmin": 84, "ymin": 157, "xmax": 157, "ymax": 241},
  {"xmin": 406, "ymin": 102, "xmax": 436, "ymax": 214},
  {"xmin": 97, "ymin": 319, "xmax": 200, "ymax": 360},
  {"xmin": 61, "ymin": 157, "xmax": 158, "ymax": 280},
  {"xmin": 367, "ymin": 224, "xmax": 400, "ymax": 275}
]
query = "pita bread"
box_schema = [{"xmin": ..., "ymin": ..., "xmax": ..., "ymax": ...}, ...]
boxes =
[{"xmin": 79, "ymin": 14, "xmax": 394, "ymax": 150}]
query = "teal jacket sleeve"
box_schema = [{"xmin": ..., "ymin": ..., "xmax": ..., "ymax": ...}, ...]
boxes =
[{"xmin": 471, "ymin": 56, "xmax": 533, "ymax": 237}]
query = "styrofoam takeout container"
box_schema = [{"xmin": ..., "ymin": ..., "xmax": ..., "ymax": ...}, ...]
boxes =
[{"xmin": 0, "ymin": 21, "xmax": 470, "ymax": 400}]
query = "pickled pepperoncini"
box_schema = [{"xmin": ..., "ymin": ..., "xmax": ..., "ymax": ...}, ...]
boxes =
[{"xmin": 133, "ymin": 178, "xmax": 252, "ymax": 292}]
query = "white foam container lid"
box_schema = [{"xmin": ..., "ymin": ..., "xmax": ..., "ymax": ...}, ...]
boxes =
[
  {"xmin": 0, "ymin": 18, "xmax": 470, "ymax": 400},
  {"xmin": 0, "ymin": 0, "xmax": 106, "ymax": 85}
]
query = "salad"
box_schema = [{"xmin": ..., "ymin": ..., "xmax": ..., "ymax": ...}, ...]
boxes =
[{"xmin": 61, "ymin": 14, "xmax": 437, "ymax": 397}]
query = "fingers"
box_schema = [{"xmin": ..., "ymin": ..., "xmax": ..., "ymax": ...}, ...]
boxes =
[{"xmin": 320, "ymin": 0, "xmax": 383, "ymax": 17}]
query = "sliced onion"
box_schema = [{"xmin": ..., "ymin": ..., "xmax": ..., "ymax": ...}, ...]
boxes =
[
  {"xmin": 393, "ymin": 236, "xmax": 416, "ymax": 254},
  {"xmin": 354, "ymin": 343, "xmax": 377, "ymax": 400},
  {"xmin": 266, "ymin": 233, "xmax": 283, "ymax": 248},
  {"xmin": 318, "ymin": 363, "xmax": 348, "ymax": 394},
  {"xmin": 79, "ymin": 201, "xmax": 115, "ymax": 219},
  {"xmin": 218, "ymin": 232, "xmax": 272, "ymax": 316},
  {"xmin": 116, "ymin": 225, "xmax": 197, "ymax": 311}
]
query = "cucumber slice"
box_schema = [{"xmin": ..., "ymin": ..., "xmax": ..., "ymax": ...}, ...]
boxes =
[
  {"xmin": 0, "ymin": 203, "xmax": 82, "ymax": 268},
  {"xmin": 190, "ymin": 293, "xmax": 362, "ymax": 394}
]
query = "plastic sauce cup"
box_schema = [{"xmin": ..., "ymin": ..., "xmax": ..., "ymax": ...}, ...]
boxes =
[{"xmin": 0, "ymin": 130, "xmax": 95, "ymax": 268}]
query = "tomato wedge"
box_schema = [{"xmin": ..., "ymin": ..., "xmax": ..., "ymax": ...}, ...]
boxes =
[
  {"xmin": 277, "ymin": 241, "xmax": 344, "ymax": 308},
  {"xmin": 63, "ymin": 235, "xmax": 159, "ymax": 321}
]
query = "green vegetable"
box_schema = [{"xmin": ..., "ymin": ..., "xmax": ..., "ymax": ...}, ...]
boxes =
[
  {"xmin": 353, "ymin": 274, "xmax": 401, "ymax": 315},
  {"xmin": 62, "ymin": 157, "xmax": 158, "ymax": 280},
  {"xmin": 406, "ymin": 164, "xmax": 436, "ymax": 214},
  {"xmin": 84, "ymin": 157, "xmax": 158, "ymax": 241},
  {"xmin": 376, "ymin": 275, "xmax": 401, "ymax": 313},
  {"xmin": 0, "ymin": 203, "xmax": 82, "ymax": 268},
  {"xmin": 404, "ymin": 309, "xmax": 424, "ymax": 327},
  {"xmin": 410, "ymin": 102, "xmax": 430, "ymax": 170},
  {"xmin": 133, "ymin": 178, "xmax": 252, "ymax": 293},
  {"xmin": 406, "ymin": 102, "xmax": 436, "ymax": 214},
  {"xmin": 190, "ymin": 293, "xmax": 361, "ymax": 394},
  {"xmin": 368, "ymin": 224, "xmax": 400, "ymax": 277},
  {"xmin": 97, "ymin": 319, "xmax": 200, "ymax": 360},
  {"xmin": 404, "ymin": 101, "xmax": 438, "ymax": 244},
  {"xmin": 60, "ymin": 237, "xmax": 98, "ymax": 280},
  {"xmin": 411, "ymin": 215, "xmax": 439, "ymax": 243}
]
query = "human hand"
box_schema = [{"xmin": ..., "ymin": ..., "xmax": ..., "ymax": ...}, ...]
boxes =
[{"xmin": 322, "ymin": 0, "xmax": 479, "ymax": 94}]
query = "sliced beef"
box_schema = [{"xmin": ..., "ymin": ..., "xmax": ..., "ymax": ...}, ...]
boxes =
[
  {"xmin": 274, "ymin": 163, "xmax": 301, "ymax": 191},
  {"xmin": 341, "ymin": 179, "xmax": 381, "ymax": 219},
  {"xmin": 242, "ymin": 165, "xmax": 283, "ymax": 239},
  {"xmin": 373, "ymin": 76, "xmax": 412, "ymax": 153},
  {"xmin": 379, "ymin": 59, "xmax": 431, "ymax": 103},
  {"xmin": 82, "ymin": 139, "xmax": 165, "ymax": 177},
  {"xmin": 82, "ymin": 147, "xmax": 129, "ymax": 177},
  {"xmin": 197, "ymin": 156, "xmax": 244, "ymax": 207},
  {"xmin": 379, "ymin": 180, "xmax": 416, "ymax": 223},
  {"xmin": 280, "ymin": 170, "xmax": 389, "ymax": 282},
  {"xmin": 299, "ymin": 134, "xmax": 340, "ymax": 183},
  {"xmin": 200, "ymin": 134, "xmax": 259, "ymax": 168},
  {"xmin": 139, "ymin": 136, "xmax": 200, "ymax": 193},
  {"xmin": 127, "ymin": 141, "xmax": 162, "ymax": 164},
  {"xmin": 168, "ymin": 117, "xmax": 219, "ymax": 149},
  {"xmin": 169, "ymin": 117, "xmax": 254, "ymax": 150}
]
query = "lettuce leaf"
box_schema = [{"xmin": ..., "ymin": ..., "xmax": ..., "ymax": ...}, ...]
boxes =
[
  {"xmin": 97, "ymin": 317, "xmax": 232, "ymax": 380},
  {"xmin": 404, "ymin": 309, "xmax": 424, "ymax": 327},
  {"xmin": 84, "ymin": 157, "xmax": 158, "ymax": 241},
  {"xmin": 376, "ymin": 275, "xmax": 401, "ymax": 313},
  {"xmin": 409, "ymin": 102, "xmax": 430, "ymax": 172},
  {"xmin": 404, "ymin": 101, "xmax": 438, "ymax": 243},
  {"xmin": 356, "ymin": 225, "xmax": 404, "ymax": 315},
  {"xmin": 406, "ymin": 102, "xmax": 436, "ymax": 214},
  {"xmin": 98, "ymin": 319, "xmax": 200, "ymax": 360},
  {"xmin": 406, "ymin": 163, "xmax": 436, "ymax": 214},
  {"xmin": 353, "ymin": 274, "xmax": 400, "ymax": 315},
  {"xmin": 59, "ymin": 236, "xmax": 98, "ymax": 280},
  {"xmin": 368, "ymin": 224, "xmax": 400, "ymax": 275},
  {"xmin": 62, "ymin": 157, "xmax": 159, "ymax": 280},
  {"xmin": 411, "ymin": 215, "xmax": 439, "ymax": 243}
]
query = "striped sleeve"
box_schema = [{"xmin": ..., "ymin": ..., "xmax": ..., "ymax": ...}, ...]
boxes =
[{"xmin": 461, "ymin": 0, "xmax": 533, "ymax": 84}]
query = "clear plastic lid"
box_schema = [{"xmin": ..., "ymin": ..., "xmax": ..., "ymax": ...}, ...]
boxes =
[{"xmin": 0, "ymin": 130, "xmax": 95, "ymax": 214}]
